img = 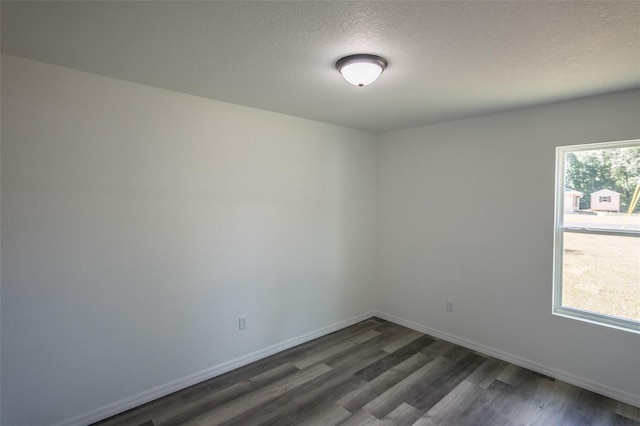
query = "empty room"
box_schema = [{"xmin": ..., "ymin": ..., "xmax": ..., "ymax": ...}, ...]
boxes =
[{"xmin": 1, "ymin": 1, "xmax": 639, "ymax": 425}]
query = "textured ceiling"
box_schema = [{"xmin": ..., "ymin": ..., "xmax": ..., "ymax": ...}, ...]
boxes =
[{"xmin": 2, "ymin": 1, "xmax": 639, "ymax": 133}]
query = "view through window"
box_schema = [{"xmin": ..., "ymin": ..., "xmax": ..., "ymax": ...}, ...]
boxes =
[{"xmin": 554, "ymin": 140, "xmax": 640, "ymax": 332}]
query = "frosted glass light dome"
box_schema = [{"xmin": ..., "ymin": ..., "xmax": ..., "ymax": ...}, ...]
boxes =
[{"xmin": 336, "ymin": 54, "xmax": 388, "ymax": 87}]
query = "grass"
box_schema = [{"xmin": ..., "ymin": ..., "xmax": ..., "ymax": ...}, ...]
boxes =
[{"xmin": 562, "ymin": 225, "xmax": 639, "ymax": 322}]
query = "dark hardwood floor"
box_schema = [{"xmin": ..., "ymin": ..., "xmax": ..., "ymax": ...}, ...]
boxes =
[{"xmin": 94, "ymin": 317, "xmax": 640, "ymax": 426}]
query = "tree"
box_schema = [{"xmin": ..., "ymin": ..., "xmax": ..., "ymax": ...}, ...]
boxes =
[{"xmin": 565, "ymin": 147, "xmax": 640, "ymax": 212}]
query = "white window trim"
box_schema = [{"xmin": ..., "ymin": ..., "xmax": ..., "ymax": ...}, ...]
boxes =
[{"xmin": 553, "ymin": 139, "xmax": 640, "ymax": 334}]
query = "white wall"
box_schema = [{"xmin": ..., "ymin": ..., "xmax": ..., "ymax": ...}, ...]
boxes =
[
  {"xmin": 376, "ymin": 89, "xmax": 640, "ymax": 406},
  {"xmin": 0, "ymin": 55, "xmax": 376, "ymax": 425}
]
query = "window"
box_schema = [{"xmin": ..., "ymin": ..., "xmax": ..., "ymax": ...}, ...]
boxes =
[{"xmin": 554, "ymin": 139, "xmax": 640, "ymax": 333}]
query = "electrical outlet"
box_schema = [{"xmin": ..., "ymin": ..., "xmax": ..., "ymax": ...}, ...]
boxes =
[
  {"xmin": 446, "ymin": 300, "xmax": 454, "ymax": 312},
  {"xmin": 239, "ymin": 316, "xmax": 247, "ymax": 330}
]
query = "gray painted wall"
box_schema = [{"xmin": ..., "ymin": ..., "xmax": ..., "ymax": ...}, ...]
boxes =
[
  {"xmin": 1, "ymin": 55, "xmax": 376, "ymax": 425},
  {"xmin": 376, "ymin": 89, "xmax": 640, "ymax": 406}
]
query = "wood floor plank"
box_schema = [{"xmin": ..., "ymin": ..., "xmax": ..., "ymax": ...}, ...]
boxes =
[
  {"xmin": 495, "ymin": 362, "xmax": 521, "ymax": 384},
  {"xmin": 220, "ymin": 369, "xmax": 362, "ymax": 426},
  {"xmin": 526, "ymin": 380, "xmax": 581, "ymax": 426},
  {"xmin": 362, "ymin": 356, "xmax": 447, "ymax": 418},
  {"xmin": 556, "ymin": 388, "xmax": 625, "ymax": 426},
  {"xmin": 153, "ymin": 363, "xmax": 300, "ymax": 426},
  {"xmin": 253, "ymin": 374, "xmax": 365, "ymax": 426},
  {"xmin": 441, "ymin": 379, "xmax": 518, "ymax": 426},
  {"xmin": 182, "ymin": 363, "xmax": 331, "ymax": 426},
  {"xmin": 370, "ymin": 327, "xmax": 427, "ymax": 354},
  {"xmin": 439, "ymin": 344, "xmax": 474, "ymax": 363},
  {"xmin": 420, "ymin": 339, "xmax": 457, "ymax": 357},
  {"xmin": 221, "ymin": 347, "xmax": 389, "ymax": 426},
  {"xmin": 465, "ymin": 356, "xmax": 509, "ymax": 389},
  {"xmin": 92, "ymin": 318, "xmax": 640, "ymax": 426},
  {"xmin": 323, "ymin": 332, "xmax": 409, "ymax": 369},
  {"xmin": 413, "ymin": 380, "xmax": 483, "ymax": 426},
  {"xmin": 403, "ymin": 352, "xmax": 487, "ymax": 412},
  {"xmin": 293, "ymin": 329, "xmax": 380, "ymax": 369},
  {"xmin": 295, "ymin": 403, "xmax": 351, "ymax": 426},
  {"xmin": 354, "ymin": 335, "xmax": 437, "ymax": 382},
  {"xmin": 502, "ymin": 375, "xmax": 560, "ymax": 424},
  {"xmin": 381, "ymin": 330, "xmax": 424, "ymax": 353},
  {"xmin": 293, "ymin": 402, "xmax": 352, "ymax": 426},
  {"xmin": 336, "ymin": 409, "xmax": 387, "ymax": 426},
  {"xmin": 372, "ymin": 320, "xmax": 407, "ymax": 334},
  {"xmin": 337, "ymin": 353, "xmax": 430, "ymax": 412},
  {"xmin": 382, "ymin": 402, "xmax": 423, "ymax": 426}
]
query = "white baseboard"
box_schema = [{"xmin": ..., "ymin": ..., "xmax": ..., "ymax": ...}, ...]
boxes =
[
  {"xmin": 53, "ymin": 310, "xmax": 376, "ymax": 426},
  {"xmin": 374, "ymin": 310, "xmax": 640, "ymax": 409}
]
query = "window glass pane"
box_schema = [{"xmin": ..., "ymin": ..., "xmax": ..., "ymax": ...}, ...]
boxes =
[
  {"xmin": 563, "ymin": 146, "xmax": 640, "ymax": 230},
  {"xmin": 562, "ymin": 232, "xmax": 640, "ymax": 321}
]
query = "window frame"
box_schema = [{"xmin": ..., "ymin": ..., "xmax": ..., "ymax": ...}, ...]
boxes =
[{"xmin": 553, "ymin": 139, "xmax": 640, "ymax": 334}]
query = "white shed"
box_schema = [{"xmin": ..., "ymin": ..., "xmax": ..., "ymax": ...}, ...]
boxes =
[
  {"xmin": 564, "ymin": 189, "xmax": 583, "ymax": 213},
  {"xmin": 590, "ymin": 189, "xmax": 620, "ymax": 212}
]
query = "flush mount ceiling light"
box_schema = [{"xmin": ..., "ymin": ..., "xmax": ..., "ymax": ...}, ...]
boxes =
[{"xmin": 336, "ymin": 54, "xmax": 388, "ymax": 87}]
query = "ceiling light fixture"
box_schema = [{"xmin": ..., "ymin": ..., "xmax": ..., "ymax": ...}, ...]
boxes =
[{"xmin": 336, "ymin": 54, "xmax": 388, "ymax": 87}]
